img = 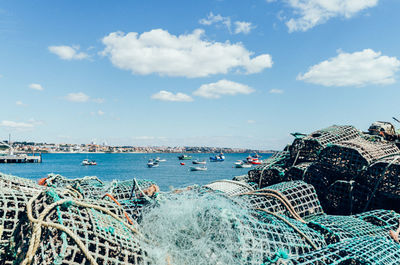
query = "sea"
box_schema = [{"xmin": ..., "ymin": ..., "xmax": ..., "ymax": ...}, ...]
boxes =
[{"xmin": 0, "ymin": 153, "xmax": 272, "ymax": 191}]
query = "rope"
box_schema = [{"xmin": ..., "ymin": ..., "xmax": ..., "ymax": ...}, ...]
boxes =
[
  {"xmin": 21, "ymin": 190, "xmax": 140, "ymax": 265},
  {"xmin": 389, "ymin": 219, "xmax": 400, "ymax": 243},
  {"xmin": 102, "ymin": 193, "xmax": 134, "ymax": 225},
  {"xmin": 237, "ymin": 189, "xmax": 305, "ymax": 223},
  {"xmin": 0, "ymin": 225, "xmax": 3, "ymax": 240},
  {"xmin": 256, "ymin": 208, "xmax": 318, "ymax": 250}
]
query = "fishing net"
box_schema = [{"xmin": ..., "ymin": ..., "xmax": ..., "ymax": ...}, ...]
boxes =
[
  {"xmin": 289, "ymin": 125, "xmax": 362, "ymax": 163},
  {"xmin": 236, "ymin": 181, "xmax": 324, "ymax": 220},
  {"xmin": 307, "ymin": 209, "xmax": 400, "ymax": 244},
  {"xmin": 284, "ymin": 236, "xmax": 400, "ymax": 265},
  {"xmin": 138, "ymin": 189, "xmax": 326, "ymax": 265},
  {"xmin": 0, "ymin": 187, "xmax": 39, "ymax": 264},
  {"xmin": 12, "ymin": 188, "xmax": 149, "ymax": 265},
  {"xmin": 203, "ymin": 179, "xmax": 256, "ymax": 196},
  {"xmin": 45, "ymin": 174, "xmax": 106, "ymax": 199},
  {"xmin": 0, "ymin": 173, "xmax": 42, "ymax": 194}
]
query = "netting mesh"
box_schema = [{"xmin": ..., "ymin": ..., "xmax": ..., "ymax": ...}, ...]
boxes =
[
  {"xmin": 237, "ymin": 181, "xmax": 324, "ymax": 220},
  {"xmin": 289, "ymin": 125, "xmax": 362, "ymax": 163},
  {"xmin": 203, "ymin": 179, "xmax": 255, "ymax": 196},
  {"xmin": 138, "ymin": 189, "xmax": 327, "ymax": 265},
  {"xmin": 319, "ymin": 138, "xmax": 400, "ymax": 175},
  {"xmin": 285, "ymin": 236, "xmax": 400, "ymax": 265},
  {"xmin": 13, "ymin": 188, "xmax": 149, "ymax": 265}
]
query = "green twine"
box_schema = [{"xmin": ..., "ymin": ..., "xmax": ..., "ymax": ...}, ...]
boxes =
[{"xmin": 262, "ymin": 249, "xmax": 289, "ymax": 264}]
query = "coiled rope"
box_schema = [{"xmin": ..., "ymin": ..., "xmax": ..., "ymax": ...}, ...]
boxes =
[{"xmin": 21, "ymin": 190, "xmax": 140, "ymax": 265}]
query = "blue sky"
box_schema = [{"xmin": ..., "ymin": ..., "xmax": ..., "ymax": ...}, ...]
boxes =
[{"xmin": 1, "ymin": 0, "xmax": 400, "ymax": 149}]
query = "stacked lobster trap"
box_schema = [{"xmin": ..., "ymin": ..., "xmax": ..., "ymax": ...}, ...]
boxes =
[
  {"xmin": 1, "ymin": 172, "xmax": 400, "ymax": 264},
  {"xmin": 246, "ymin": 123, "xmax": 400, "ymax": 215}
]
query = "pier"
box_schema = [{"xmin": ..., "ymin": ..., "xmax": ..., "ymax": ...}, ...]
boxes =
[{"xmin": 0, "ymin": 154, "xmax": 42, "ymax": 163}]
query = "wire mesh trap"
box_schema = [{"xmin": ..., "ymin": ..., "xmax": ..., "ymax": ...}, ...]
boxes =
[{"xmin": 12, "ymin": 188, "xmax": 149, "ymax": 265}]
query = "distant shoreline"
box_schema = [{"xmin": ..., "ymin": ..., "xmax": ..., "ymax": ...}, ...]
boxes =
[{"xmin": 34, "ymin": 151, "xmax": 276, "ymax": 154}]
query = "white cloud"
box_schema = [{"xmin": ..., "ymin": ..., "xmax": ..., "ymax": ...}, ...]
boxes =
[
  {"xmin": 193, "ymin": 79, "xmax": 255, "ymax": 99},
  {"xmin": 247, "ymin": 120, "xmax": 256, "ymax": 124},
  {"xmin": 277, "ymin": 0, "xmax": 379, "ymax": 32},
  {"xmin": 101, "ymin": 29, "xmax": 272, "ymax": 77},
  {"xmin": 269, "ymin": 89, "xmax": 284, "ymax": 94},
  {"xmin": 48, "ymin": 45, "xmax": 89, "ymax": 60},
  {"xmin": 297, "ymin": 49, "xmax": 400, "ymax": 87},
  {"xmin": 65, "ymin": 92, "xmax": 90, "ymax": 102},
  {"xmin": 16, "ymin": 101, "xmax": 26, "ymax": 106},
  {"xmin": 29, "ymin": 83, "xmax": 44, "ymax": 91},
  {"xmin": 151, "ymin": 91, "xmax": 193, "ymax": 102},
  {"xmin": 234, "ymin": 21, "xmax": 254, "ymax": 34},
  {"xmin": 199, "ymin": 12, "xmax": 231, "ymax": 31},
  {"xmin": 0, "ymin": 120, "xmax": 41, "ymax": 131},
  {"xmin": 97, "ymin": 110, "xmax": 105, "ymax": 115}
]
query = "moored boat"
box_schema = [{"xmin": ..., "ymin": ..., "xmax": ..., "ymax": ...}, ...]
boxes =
[
  {"xmin": 82, "ymin": 159, "xmax": 97, "ymax": 166},
  {"xmin": 147, "ymin": 159, "xmax": 159, "ymax": 168},
  {"xmin": 210, "ymin": 153, "xmax": 225, "ymax": 162},
  {"xmin": 234, "ymin": 160, "xmax": 252, "ymax": 168},
  {"xmin": 178, "ymin": 154, "xmax": 192, "ymax": 160},
  {"xmin": 190, "ymin": 166, "xmax": 207, "ymax": 171},
  {"xmin": 192, "ymin": 159, "xmax": 207, "ymax": 165},
  {"xmin": 155, "ymin": 157, "xmax": 166, "ymax": 162}
]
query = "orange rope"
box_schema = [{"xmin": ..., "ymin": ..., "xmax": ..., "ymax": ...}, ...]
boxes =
[{"xmin": 103, "ymin": 193, "xmax": 134, "ymax": 225}]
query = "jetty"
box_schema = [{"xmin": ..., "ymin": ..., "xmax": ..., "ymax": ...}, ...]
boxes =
[{"xmin": 0, "ymin": 153, "xmax": 42, "ymax": 163}]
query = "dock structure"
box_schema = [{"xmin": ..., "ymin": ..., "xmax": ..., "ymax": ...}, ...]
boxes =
[{"xmin": 0, "ymin": 154, "xmax": 42, "ymax": 163}]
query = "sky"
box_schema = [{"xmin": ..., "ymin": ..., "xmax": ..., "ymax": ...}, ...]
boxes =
[{"xmin": 1, "ymin": 0, "xmax": 400, "ymax": 149}]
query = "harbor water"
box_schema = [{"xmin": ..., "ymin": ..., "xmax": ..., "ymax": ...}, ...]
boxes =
[{"xmin": 0, "ymin": 153, "xmax": 271, "ymax": 190}]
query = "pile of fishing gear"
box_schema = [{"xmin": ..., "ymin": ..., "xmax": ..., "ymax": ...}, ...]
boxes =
[{"xmin": 0, "ymin": 121, "xmax": 400, "ymax": 264}]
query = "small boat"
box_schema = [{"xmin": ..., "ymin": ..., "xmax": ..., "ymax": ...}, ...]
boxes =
[
  {"xmin": 147, "ymin": 159, "xmax": 159, "ymax": 168},
  {"xmin": 192, "ymin": 160, "xmax": 207, "ymax": 165},
  {"xmin": 82, "ymin": 159, "xmax": 97, "ymax": 166},
  {"xmin": 210, "ymin": 153, "xmax": 225, "ymax": 162},
  {"xmin": 155, "ymin": 157, "xmax": 166, "ymax": 162},
  {"xmin": 178, "ymin": 154, "xmax": 192, "ymax": 160},
  {"xmin": 246, "ymin": 153, "xmax": 262, "ymax": 165},
  {"xmin": 190, "ymin": 166, "xmax": 207, "ymax": 171},
  {"xmin": 234, "ymin": 160, "xmax": 252, "ymax": 168}
]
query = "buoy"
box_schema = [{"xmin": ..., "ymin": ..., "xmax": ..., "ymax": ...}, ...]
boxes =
[
  {"xmin": 180, "ymin": 162, "xmax": 185, "ymax": 165},
  {"xmin": 38, "ymin": 177, "xmax": 48, "ymax": 186}
]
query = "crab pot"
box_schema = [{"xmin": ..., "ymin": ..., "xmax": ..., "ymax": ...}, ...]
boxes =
[
  {"xmin": 318, "ymin": 138, "xmax": 400, "ymax": 176},
  {"xmin": 308, "ymin": 210, "xmax": 400, "ymax": 245},
  {"xmin": 203, "ymin": 180, "xmax": 255, "ymax": 196},
  {"xmin": 363, "ymin": 156, "xmax": 400, "ymax": 201},
  {"xmin": 237, "ymin": 181, "xmax": 324, "ymax": 220},
  {"xmin": 0, "ymin": 187, "xmax": 39, "ymax": 264},
  {"xmin": 248, "ymin": 166, "xmax": 288, "ymax": 189},
  {"xmin": 13, "ymin": 189, "xmax": 149, "ymax": 265},
  {"xmin": 285, "ymin": 162, "xmax": 313, "ymax": 181},
  {"xmin": 289, "ymin": 125, "xmax": 361, "ymax": 163},
  {"xmin": 285, "ymin": 236, "xmax": 400, "ymax": 265}
]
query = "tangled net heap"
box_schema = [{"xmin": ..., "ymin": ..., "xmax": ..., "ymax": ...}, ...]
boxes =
[{"xmin": 247, "ymin": 124, "xmax": 400, "ymax": 214}]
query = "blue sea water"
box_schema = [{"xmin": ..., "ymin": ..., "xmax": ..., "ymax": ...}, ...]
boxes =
[{"xmin": 0, "ymin": 153, "xmax": 271, "ymax": 191}]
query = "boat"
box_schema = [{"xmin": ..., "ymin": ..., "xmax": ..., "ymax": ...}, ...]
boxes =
[
  {"xmin": 210, "ymin": 153, "xmax": 225, "ymax": 162},
  {"xmin": 246, "ymin": 153, "xmax": 262, "ymax": 165},
  {"xmin": 192, "ymin": 159, "xmax": 206, "ymax": 165},
  {"xmin": 190, "ymin": 166, "xmax": 207, "ymax": 171},
  {"xmin": 147, "ymin": 159, "xmax": 159, "ymax": 168},
  {"xmin": 82, "ymin": 159, "xmax": 97, "ymax": 166},
  {"xmin": 234, "ymin": 160, "xmax": 252, "ymax": 168},
  {"xmin": 155, "ymin": 157, "xmax": 166, "ymax": 162},
  {"xmin": 178, "ymin": 154, "xmax": 192, "ymax": 160}
]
